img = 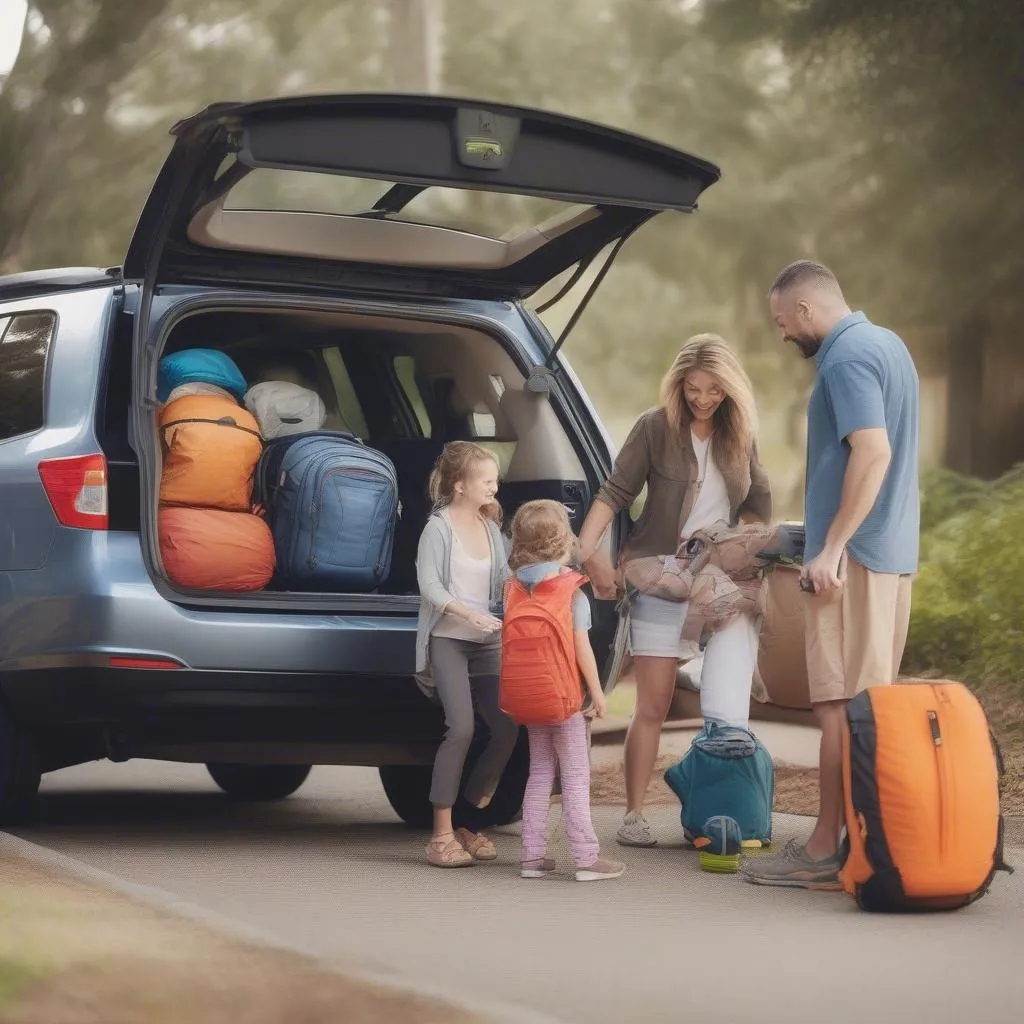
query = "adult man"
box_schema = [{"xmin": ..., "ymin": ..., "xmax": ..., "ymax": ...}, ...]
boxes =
[{"xmin": 741, "ymin": 260, "xmax": 920, "ymax": 889}]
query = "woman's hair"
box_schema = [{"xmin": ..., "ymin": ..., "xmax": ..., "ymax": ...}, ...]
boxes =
[
  {"xmin": 508, "ymin": 499, "xmax": 577, "ymax": 570},
  {"xmin": 659, "ymin": 332, "xmax": 759, "ymax": 477},
  {"xmin": 428, "ymin": 441, "xmax": 502, "ymax": 523}
]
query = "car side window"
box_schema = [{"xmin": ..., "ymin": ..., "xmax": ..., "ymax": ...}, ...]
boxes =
[
  {"xmin": 0, "ymin": 312, "xmax": 56, "ymax": 442},
  {"xmin": 393, "ymin": 355, "xmax": 433, "ymax": 438},
  {"xmin": 321, "ymin": 346, "xmax": 370, "ymax": 438}
]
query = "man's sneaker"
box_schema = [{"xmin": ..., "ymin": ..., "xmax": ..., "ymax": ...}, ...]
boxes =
[
  {"xmin": 739, "ymin": 839, "xmax": 844, "ymax": 890},
  {"xmin": 575, "ymin": 858, "xmax": 626, "ymax": 882},
  {"xmin": 520, "ymin": 857, "xmax": 557, "ymax": 879},
  {"xmin": 617, "ymin": 811, "xmax": 657, "ymax": 847}
]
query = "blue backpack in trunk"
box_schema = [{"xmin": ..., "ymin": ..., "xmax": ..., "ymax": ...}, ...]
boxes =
[
  {"xmin": 255, "ymin": 431, "xmax": 400, "ymax": 592},
  {"xmin": 663, "ymin": 722, "xmax": 775, "ymax": 845}
]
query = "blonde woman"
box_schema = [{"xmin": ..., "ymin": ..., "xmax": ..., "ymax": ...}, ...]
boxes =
[{"xmin": 577, "ymin": 334, "xmax": 772, "ymax": 847}]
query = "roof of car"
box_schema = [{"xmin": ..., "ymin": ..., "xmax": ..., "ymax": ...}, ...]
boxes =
[{"xmin": 0, "ymin": 267, "xmax": 122, "ymax": 302}]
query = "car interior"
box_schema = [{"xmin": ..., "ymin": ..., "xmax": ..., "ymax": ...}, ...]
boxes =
[{"xmin": 153, "ymin": 307, "xmax": 599, "ymax": 597}]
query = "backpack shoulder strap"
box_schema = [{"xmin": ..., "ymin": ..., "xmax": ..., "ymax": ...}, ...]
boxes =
[{"xmin": 542, "ymin": 569, "xmax": 588, "ymax": 605}]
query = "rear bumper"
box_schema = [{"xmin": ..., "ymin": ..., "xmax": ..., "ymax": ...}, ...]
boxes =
[{"xmin": 3, "ymin": 664, "xmax": 445, "ymax": 768}]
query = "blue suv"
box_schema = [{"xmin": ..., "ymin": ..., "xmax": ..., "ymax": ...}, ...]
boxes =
[{"xmin": 0, "ymin": 94, "xmax": 720, "ymax": 827}]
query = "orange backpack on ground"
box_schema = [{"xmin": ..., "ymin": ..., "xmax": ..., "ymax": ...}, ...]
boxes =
[
  {"xmin": 499, "ymin": 571, "xmax": 587, "ymax": 727},
  {"xmin": 159, "ymin": 394, "xmax": 263, "ymax": 512},
  {"xmin": 840, "ymin": 680, "xmax": 1013, "ymax": 912}
]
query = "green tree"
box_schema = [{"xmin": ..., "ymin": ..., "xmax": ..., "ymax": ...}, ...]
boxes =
[{"xmin": 705, "ymin": 0, "xmax": 1024, "ymax": 478}]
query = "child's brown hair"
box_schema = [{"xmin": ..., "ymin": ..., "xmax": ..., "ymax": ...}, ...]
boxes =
[
  {"xmin": 428, "ymin": 441, "xmax": 502, "ymax": 523},
  {"xmin": 508, "ymin": 499, "xmax": 577, "ymax": 570}
]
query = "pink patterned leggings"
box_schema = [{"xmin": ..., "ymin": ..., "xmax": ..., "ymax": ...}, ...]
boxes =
[{"xmin": 521, "ymin": 712, "xmax": 600, "ymax": 868}]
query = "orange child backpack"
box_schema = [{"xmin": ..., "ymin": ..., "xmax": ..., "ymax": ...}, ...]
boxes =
[
  {"xmin": 840, "ymin": 680, "xmax": 1014, "ymax": 912},
  {"xmin": 499, "ymin": 571, "xmax": 588, "ymax": 726}
]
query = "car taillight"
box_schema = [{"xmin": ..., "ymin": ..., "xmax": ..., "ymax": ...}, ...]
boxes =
[
  {"xmin": 108, "ymin": 656, "xmax": 183, "ymax": 670},
  {"xmin": 38, "ymin": 454, "xmax": 109, "ymax": 530}
]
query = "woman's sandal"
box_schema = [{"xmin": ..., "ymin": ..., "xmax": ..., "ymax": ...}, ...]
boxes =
[
  {"xmin": 454, "ymin": 827, "xmax": 498, "ymax": 862},
  {"xmin": 426, "ymin": 832, "xmax": 474, "ymax": 868}
]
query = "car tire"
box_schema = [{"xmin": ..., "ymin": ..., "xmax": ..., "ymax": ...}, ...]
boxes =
[
  {"xmin": 206, "ymin": 763, "xmax": 312, "ymax": 801},
  {"xmin": 379, "ymin": 726, "xmax": 530, "ymax": 830},
  {"xmin": 0, "ymin": 700, "xmax": 41, "ymax": 825}
]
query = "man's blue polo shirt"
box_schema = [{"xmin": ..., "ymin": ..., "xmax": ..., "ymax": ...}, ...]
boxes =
[{"xmin": 804, "ymin": 311, "xmax": 920, "ymax": 574}]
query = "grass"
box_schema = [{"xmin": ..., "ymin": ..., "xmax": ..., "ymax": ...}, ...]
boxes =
[
  {"xmin": 0, "ymin": 962, "xmax": 38, "ymax": 1010},
  {"xmin": 605, "ymin": 679, "xmax": 638, "ymax": 720}
]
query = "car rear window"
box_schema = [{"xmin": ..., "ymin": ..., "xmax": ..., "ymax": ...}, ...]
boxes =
[
  {"xmin": 0, "ymin": 311, "xmax": 56, "ymax": 441},
  {"xmin": 223, "ymin": 169, "xmax": 581, "ymax": 240}
]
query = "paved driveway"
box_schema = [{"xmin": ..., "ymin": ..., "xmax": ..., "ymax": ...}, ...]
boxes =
[{"xmin": 11, "ymin": 760, "xmax": 1024, "ymax": 1023}]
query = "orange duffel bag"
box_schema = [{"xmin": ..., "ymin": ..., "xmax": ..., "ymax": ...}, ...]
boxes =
[
  {"xmin": 840, "ymin": 680, "xmax": 1014, "ymax": 912},
  {"xmin": 159, "ymin": 507, "xmax": 275, "ymax": 592},
  {"xmin": 159, "ymin": 394, "xmax": 263, "ymax": 511}
]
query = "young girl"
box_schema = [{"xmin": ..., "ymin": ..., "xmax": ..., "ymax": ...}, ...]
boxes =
[
  {"xmin": 415, "ymin": 442, "xmax": 520, "ymax": 868},
  {"xmin": 507, "ymin": 500, "xmax": 626, "ymax": 882}
]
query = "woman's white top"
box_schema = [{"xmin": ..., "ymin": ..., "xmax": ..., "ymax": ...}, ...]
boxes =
[
  {"xmin": 679, "ymin": 428, "xmax": 731, "ymax": 540},
  {"xmin": 431, "ymin": 528, "xmax": 493, "ymax": 642}
]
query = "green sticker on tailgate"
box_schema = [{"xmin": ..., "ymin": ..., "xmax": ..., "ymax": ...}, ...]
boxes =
[{"xmin": 464, "ymin": 138, "xmax": 503, "ymax": 161}]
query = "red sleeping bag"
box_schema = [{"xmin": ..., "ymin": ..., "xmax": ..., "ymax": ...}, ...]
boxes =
[{"xmin": 159, "ymin": 507, "xmax": 275, "ymax": 592}]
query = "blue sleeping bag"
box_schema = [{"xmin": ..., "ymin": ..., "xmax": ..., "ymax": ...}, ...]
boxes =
[
  {"xmin": 158, "ymin": 349, "xmax": 248, "ymax": 403},
  {"xmin": 663, "ymin": 722, "xmax": 775, "ymax": 845}
]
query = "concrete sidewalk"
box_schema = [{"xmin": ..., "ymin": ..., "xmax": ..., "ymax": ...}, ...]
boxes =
[{"xmin": 14, "ymin": 761, "xmax": 1023, "ymax": 1024}]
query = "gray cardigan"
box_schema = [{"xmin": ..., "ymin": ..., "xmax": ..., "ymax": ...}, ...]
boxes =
[{"xmin": 414, "ymin": 509, "xmax": 510, "ymax": 698}]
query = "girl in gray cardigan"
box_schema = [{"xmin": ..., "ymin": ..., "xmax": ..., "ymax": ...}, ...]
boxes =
[{"xmin": 415, "ymin": 442, "xmax": 519, "ymax": 869}]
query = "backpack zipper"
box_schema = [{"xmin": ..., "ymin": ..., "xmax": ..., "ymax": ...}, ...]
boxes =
[
  {"xmin": 161, "ymin": 416, "xmax": 263, "ymax": 440},
  {"xmin": 927, "ymin": 706, "xmax": 952, "ymax": 862}
]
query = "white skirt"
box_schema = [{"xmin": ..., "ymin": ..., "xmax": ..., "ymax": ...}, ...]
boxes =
[
  {"xmin": 628, "ymin": 592, "xmax": 761, "ymax": 729},
  {"xmin": 628, "ymin": 591, "xmax": 695, "ymax": 659}
]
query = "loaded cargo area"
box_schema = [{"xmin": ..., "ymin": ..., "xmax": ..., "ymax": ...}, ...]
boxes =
[{"xmin": 147, "ymin": 305, "xmax": 596, "ymax": 604}]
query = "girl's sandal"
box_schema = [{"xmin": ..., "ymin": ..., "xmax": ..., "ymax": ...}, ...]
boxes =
[
  {"xmin": 454, "ymin": 827, "xmax": 497, "ymax": 862},
  {"xmin": 426, "ymin": 833, "xmax": 474, "ymax": 868}
]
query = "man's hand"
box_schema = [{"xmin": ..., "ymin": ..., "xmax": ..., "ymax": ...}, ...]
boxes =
[
  {"xmin": 584, "ymin": 555, "xmax": 618, "ymax": 600},
  {"xmin": 801, "ymin": 545, "xmax": 844, "ymax": 596}
]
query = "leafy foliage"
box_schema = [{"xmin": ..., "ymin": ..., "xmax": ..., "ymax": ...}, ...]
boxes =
[{"xmin": 904, "ymin": 466, "xmax": 1024, "ymax": 687}]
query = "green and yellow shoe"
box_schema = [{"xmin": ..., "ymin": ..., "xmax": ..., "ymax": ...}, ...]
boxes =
[{"xmin": 696, "ymin": 815, "xmax": 743, "ymax": 874}]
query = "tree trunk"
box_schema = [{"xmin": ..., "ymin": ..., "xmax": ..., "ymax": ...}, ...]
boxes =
[
  {"xmin": 945, "ymin": 309, "xmax": 1024, "ymax": 479},
  {"xmin": 0, "ymin": 0, "xmax": 173, "ymax": 269},
  {"xmin": 388, "ymin": 0, "xmax": 443, "ymax": 92}
]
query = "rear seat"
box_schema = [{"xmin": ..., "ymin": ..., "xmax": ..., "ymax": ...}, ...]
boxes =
[{"xmin": 371, "ymin": 438, "xmax": 445, "ymax": 594}]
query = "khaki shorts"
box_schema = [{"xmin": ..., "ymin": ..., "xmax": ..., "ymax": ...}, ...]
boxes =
[{"xmin": 804, "ymin": 553, "xmax": 913, "ymax": 704}]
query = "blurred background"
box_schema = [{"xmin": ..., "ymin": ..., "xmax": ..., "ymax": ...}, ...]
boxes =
[{"xmin": 0, "ymin": 0, "xmax": 1021, "ymax": 698}]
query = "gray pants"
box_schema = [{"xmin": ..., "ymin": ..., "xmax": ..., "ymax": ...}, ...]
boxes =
[{"xmin": 429, "ymin": 636, "xmax": 520, "ymax": 809}]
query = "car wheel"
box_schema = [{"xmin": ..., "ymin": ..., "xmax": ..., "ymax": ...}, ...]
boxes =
[
  {"xmin": 379, "ymin": 726, "xmax": 530, "ymax": 830},
  {"xmin": 0, "ymin": 701, "xmax": 40, "ymax": 824},
  {"xmin": 377, "ymin": 764, "xmax": 434, "ymax": 829},
  {"xmin": 206, "ymin": 763, "xmax": 312, "ymax": 801}
]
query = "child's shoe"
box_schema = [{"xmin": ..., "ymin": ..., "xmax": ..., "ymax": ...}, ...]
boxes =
[
  {"xmin": 575, "ymin": 857, "xmax": 626, "ymax": 882},
  {"xmin": 520, "ymin": 857, "xmax": 557, "ymax": 879},
  {"xmin": 696, "ymin": 815, "xmax": 742, "ymax": 874}
]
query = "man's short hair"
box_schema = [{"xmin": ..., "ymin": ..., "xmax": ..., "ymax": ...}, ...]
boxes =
[{"xmin": 769, "ymin": 260, "xmax": 841, "ymax": 297}]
